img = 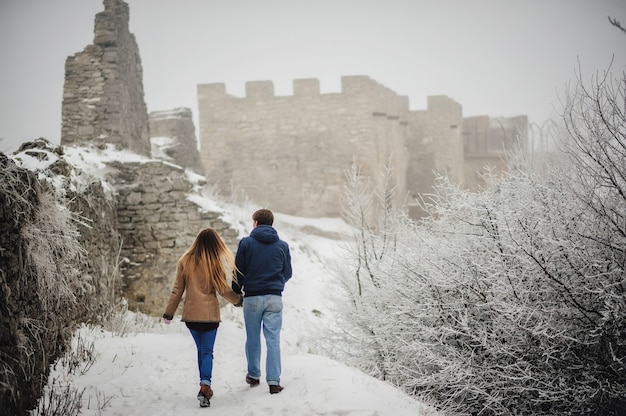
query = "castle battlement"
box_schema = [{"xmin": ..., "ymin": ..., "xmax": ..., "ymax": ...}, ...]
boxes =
[
  {"xmin": 197, "ymin": 74, "xmax": 525, "ymax": 218},
  {"xmin": 199, "ymin": 75, "xmax": 408, "ymax": 107}
]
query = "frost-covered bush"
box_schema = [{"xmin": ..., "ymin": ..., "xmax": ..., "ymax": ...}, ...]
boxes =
[
  {"xmin": 338, "ymin": 69, "xmax": 626, "ymax": 415},
  {"xmin": 0, "ymin": 149, "xmax": 87, "ymax": 415}
]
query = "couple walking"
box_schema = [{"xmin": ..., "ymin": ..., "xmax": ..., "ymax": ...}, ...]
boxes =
[{"xmin": 162, "ymin": 209, "xmax": 293, "ymax": 408}]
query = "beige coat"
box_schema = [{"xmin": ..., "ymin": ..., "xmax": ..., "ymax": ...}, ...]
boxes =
[{"xmin": 163, "ymin": 261, "xmax": 241, "ymax": 322}]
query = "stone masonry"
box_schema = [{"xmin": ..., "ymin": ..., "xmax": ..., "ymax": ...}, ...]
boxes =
[
  {"xmin": 57, "ymin": 0, "xmax": 235, "ymax": 315},
  {"xmin": 463, "ymin": 115, "xmax": 529, "ymax": 190},
  {"xmin": 197, "ymin": 78, "xmax": 527, "ymax": 218},
  {"xmin": 149, "ymin": 107, "xmax": 204, "ymax": 174},
  {"xmin": 110, "ymin": 159, "xmax": 238, "ymax": 313},
  {"xmin": 197, "ymin": 76, "xmax": 412, "ymax": 218},
  {"xmin": 60, "ymin": 0, "xmax": 150, "ymax": 156}
]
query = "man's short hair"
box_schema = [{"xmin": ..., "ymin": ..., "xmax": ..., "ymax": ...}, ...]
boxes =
[{"xmin": 253, "ymin": 209, "xmax": 274, "ymax": 226}]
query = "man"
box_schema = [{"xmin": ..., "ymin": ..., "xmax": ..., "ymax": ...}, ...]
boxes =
[{"xmin": 232, "ymin": 208, "xmax": 292, "ymax": 394}]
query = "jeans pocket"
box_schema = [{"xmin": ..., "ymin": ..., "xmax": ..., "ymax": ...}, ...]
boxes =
[{"xmin": 266, "ymin": 295, "xmax": 283, "ymax": 313}]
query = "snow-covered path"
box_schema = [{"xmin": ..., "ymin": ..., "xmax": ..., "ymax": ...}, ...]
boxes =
[
  {"xmin": 70, "ymin": 316, "xmax": 435, "ymax": 415},
  {"xmin": 44, "ymin": 213, "xmax": 439, "ymax": 415}
]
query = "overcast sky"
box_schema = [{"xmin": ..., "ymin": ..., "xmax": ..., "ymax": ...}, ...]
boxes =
[{"xmin": 1, "ymin": 0, "xmax": 625, "ymax": 153}]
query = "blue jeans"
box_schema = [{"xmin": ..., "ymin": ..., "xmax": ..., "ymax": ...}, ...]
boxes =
[
  {"xmin": 189, "ymin": 328, "xmax": 217, "ymax": 386},
  {"xmin": 243, "ymin": 295, "xmax": 283, "ymax": 385}
]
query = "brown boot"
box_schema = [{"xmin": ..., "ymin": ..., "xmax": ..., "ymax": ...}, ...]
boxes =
[
  {"xmin": 269, "ymin": 384, "xmax": 284, "ymax": 394},
  {"xmin": 197, "ymin": 385, "xmax": 213, "ymax": 407},
  {"xmin": 245, "ymin": 374, "xmax": 260, "ymax": 387}
]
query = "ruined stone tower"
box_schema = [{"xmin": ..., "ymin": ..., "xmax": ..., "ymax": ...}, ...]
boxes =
[
  {"xmin": 149, "ymin": 107, "xmax": 204, "ymax": 174},
  {"xmin": 56, "ymin": 0, "xmax": 230, "ymax": 314},
  {"xmin": 60, "ymin": 0, "xmax": 150, "ymax": 156}
]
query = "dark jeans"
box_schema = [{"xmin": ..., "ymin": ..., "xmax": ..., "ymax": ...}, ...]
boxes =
[{"xmin": 189, "ymin": 328, "xmax": 218, "ymax": 386}]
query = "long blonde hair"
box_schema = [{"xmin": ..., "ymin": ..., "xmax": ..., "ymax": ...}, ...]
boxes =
[{"xmin": 178, "ymin": 228, "xmax": 237, "ymax": 293}]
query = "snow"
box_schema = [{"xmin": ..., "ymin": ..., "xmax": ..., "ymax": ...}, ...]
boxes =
[
  {"xmin": 15, "ymin": 142, "xmax": 439, "ymax": 415},
  {"xmin": 68, "ymin": 319, "xmax": 433, "ymax": 416},
  {"xmin": 150, "ymin": 136, "xmax": 178, "ymax": 161},
  {"xmin": 50, "ymin": 218, "xmax": 438, "ymax": 415},
  {"xmin": 63, "ymin": 144, "xmax": 153, "ymax": 174},
  {"xmin": 150, "ymin": 108, "xmax": 191, "ymax": 120}
]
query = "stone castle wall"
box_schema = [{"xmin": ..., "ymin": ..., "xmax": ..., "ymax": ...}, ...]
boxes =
[
  {"xmin": 110, "ymin": 159, "xmax": 239, "ymax": 313},
  {"xmin": 462, "ymin": 115, "xmax": 528, "ymax": 191},
  {"xmin": 61, "ymin": 0, "xmax": 150, "ymax": 156},
  {"xmin": 198, "ymin": 77, "xmax": 526, "ymax": 217},
  {"xmin": 405, "ymin": 95, "xmax": 464, "ymax": 200},
  {"xmin": 197, "ymin": 76, "xmax": 412, "ymax": 217}
]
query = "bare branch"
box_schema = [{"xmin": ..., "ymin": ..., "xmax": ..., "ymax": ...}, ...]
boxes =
[{"xmin": 608, "ymin": 16, "xmax": 626, "ymax": 35}]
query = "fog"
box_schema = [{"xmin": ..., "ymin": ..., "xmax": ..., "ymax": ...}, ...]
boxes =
[{"xmin": 1, "ymin": 0, "xmax": 625, "ymax": 153}]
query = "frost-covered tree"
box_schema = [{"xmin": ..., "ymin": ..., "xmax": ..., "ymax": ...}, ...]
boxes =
[
  {"xmin": 336, "ymin": 161, "xmax": 407, "ymax": 380},
  {"xmin": 337, "ymin": 65, "xmax": 626, "ymax": 415}
]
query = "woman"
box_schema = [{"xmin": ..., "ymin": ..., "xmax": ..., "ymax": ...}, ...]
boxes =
[{"xmin": 163, "ymin": 227, "xmax": 243, "ymax": 408}]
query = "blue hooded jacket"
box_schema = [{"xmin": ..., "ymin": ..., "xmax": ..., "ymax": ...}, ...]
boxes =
[{"xmin": 232, "ymin": 225, "xmax": 292, "ymax": 297}]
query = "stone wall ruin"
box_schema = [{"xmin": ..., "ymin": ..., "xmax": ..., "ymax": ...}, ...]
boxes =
[
  {"xmin": 61, "ymin": 0, "xmax": 150, "ymax": 156},
  {"xmin": 111, "ymin": 159, "xmax": 238, "ymax": 313},
  {"xmin": 197, "ymin": 77, "xmax": 527, "ymax": 218},
  {"xmin": 149, "ymin": 107, "xmax": 204, "ymax": 174},
  {"xmin": 58, "ymin": 0, "xmax": 220, "ymax": 314}
]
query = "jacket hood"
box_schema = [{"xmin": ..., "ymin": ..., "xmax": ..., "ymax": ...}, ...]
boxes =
[{"xmin": 250, "ymin": 225, "xmax": 280, "ymax": 244}]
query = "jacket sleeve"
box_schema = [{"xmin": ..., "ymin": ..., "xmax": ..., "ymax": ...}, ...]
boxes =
[
  {"xmin": 283, "ymin": 242, "xmax": 293, "ymax": 283},
  {"xmin": 218, "ymin": 276, "xmax": 243, "ymax": 305},
  {"xmin": 163, "ymin": 261, "xmax": 186, "ymax": 320},
  {"xmin": 232, "ymin": 239, "xmax": 246, "ymax": 294}
]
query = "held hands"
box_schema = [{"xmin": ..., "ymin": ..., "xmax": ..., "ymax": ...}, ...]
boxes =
[{"xmin": 234, "ymin": 296, "xmax": 244, "ymax": 308}]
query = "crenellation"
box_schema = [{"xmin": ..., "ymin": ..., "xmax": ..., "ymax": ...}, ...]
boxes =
[
  {"xmin": 246, "ymin": 80, "xmax": 274, "ymax": 98},
  {"xmin": 293, "ymin": 78, "xmax": 320, "ymax": 96},
  {"xmin": 341, "ymin": 75, "xmax": 378, "ymax": 94},
  {"xmin": 197, "ymin": 72, "xmax": 430, "ymax": 217},
  {"xmin": 197, "ymin": 74, "xmax": 526, "ymax": 218}
]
